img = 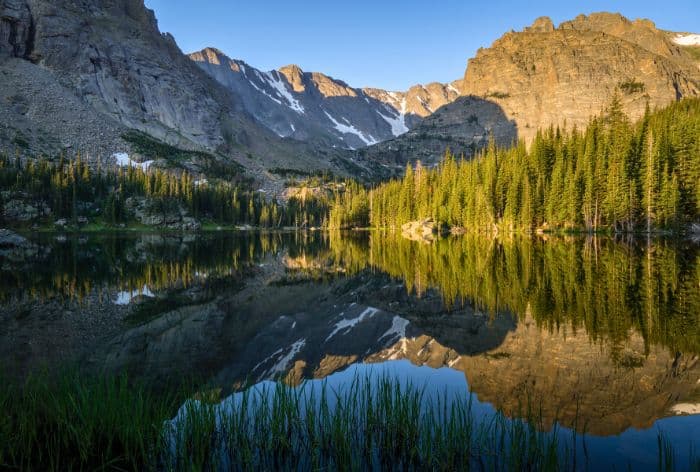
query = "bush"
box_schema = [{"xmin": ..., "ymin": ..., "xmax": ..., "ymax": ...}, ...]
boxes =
[{"xmin": 619, "ymin": 79, "xmax": 645, "ymax": 94}]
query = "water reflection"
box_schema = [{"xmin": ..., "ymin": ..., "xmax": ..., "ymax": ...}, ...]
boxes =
[
  {"xmin": 179, "ymin": 360, "xmax": 699, "ymax": 471},
  {"xmin": 0, "ymin": 231, "xmax": 698, "ymax": 447}
]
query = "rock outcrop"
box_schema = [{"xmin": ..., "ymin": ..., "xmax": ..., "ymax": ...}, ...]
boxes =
[
  {"xmin": 1, "ymin": 191, "xmax": 51, "ymax": 222},
  {"xmin": 363, "ymin": 13, "xmax": 700, "ymax": 170},
  {"xmin": 460, "ymin": 13, "xmax": 700, "ymax": 143},
  {"xmin": 125, "ymin": 197, "xmax": 201, "ymax": 230},
  {"xmin": 401, "ymin": 219, "xmax": 437, "ymax": 243}
]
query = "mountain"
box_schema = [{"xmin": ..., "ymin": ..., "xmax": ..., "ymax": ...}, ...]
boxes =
[
  {"xmin": 2, "ymin": 4, "xmax": 700, "ymax": 187},
  {"xmin": 189, "ymin": 47, "xmax": 460, "ymax": 150},
  {"xmin": 363, "ymin": 12, "xmax": 700, "ymax": 171},
  {"xmin": 0, "ymin": 0, "xmax": 371, "ymax": 189}
]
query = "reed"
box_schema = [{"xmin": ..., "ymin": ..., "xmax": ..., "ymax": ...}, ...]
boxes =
[{"xmin": 1, "ymin": 370, "xmax": 698, "ymax": 471}]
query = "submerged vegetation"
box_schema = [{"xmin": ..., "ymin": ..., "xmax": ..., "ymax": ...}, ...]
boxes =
[{"xmin": 330, "ymin": 97, "xmax": 700, "ymax": 232}]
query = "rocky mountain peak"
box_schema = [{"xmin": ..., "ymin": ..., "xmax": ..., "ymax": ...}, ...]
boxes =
[
  {"xmin": 310, "ymin": 72, "xmax": 357, "ymax": 98},
  {"xmin": 278, "ymin": 64, "xmax": 306, "ymax": 92},
  {"xmin": 525, "ymin": 16, "xmax": 554, "ymax": 33},
  {"xmin": 363, "ymin": 11, "xmax": 700, "ymax": 171},
  {"xmin": 558, "ymin": 12, "xmax": 681, "ymax": 60},
  {"xmin": 191, "ymin": 47, "xmax": 227, "ymax": 65},
  {"xmin": 560, "ymin": 12, "xmax": 644, "ymax": 32}
]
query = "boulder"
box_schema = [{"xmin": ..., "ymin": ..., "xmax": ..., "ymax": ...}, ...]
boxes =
[
  {"xmin": 0, "ymin": 228, "xmax": 48, "ymax": 264},
  {"xmin": 0, "ymin": 228, "xmax": 28, "ymax": 248},
  {"xmin": 3, "ymin": 199, "xmax": 48, "ymax": 221},
  {"xmin": 689, "ymin": 223, "xmax": 700, "ymax": 244},
  {"xmin": 401, "ymin": 219, "xmax": 437, "ymax": 243}
]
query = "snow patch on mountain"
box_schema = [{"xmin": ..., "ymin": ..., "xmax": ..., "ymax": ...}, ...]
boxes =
[
  {"xmin": 253, "ymin": 339, "xmax": 306, "ymax": 379},
  {"xmin": 113, "ymin": 153, "xmax": 153, "ymax": 171},
  {"xmin": 670, "ymin": 402, "xmax": 700, "ymax": 415},
  {"xmin": 268, "ymin": 339, "xmax": 306, "ymax": 375},
  {"xmin": 249, "ymin": 73, "xmax": 284, "ymax": 106},
  {"xmin": 377, "ymin": 110, "xmax": 409, "ymax": 137},
  {"xmin": 114, "ymin": 285, "xmax": 154, "ymax": 305},
  {"xmin": 264, "ymin": 71, "xmax": 305, "ymax": 114},
  {"xmin": 323, "ymin": 111, "xmax": 378, "ymax": 146},
  {"xmin": 379, "ymin": 316, "xmax": 410, "ymax": 343},
  {"xmin": 673, "ymin": 34, "xmax": 700, "ymax": 46}
]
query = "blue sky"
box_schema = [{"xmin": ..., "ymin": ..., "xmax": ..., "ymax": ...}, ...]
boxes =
[{"xmin": 144, "ymin": 0, "xmax": 700, "ymax": 91}]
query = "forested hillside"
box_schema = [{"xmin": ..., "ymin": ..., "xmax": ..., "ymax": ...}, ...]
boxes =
[
  {"xmin": 330, "ymin": 97, "xmax": 700, "ymax": 232},
  {"xmin": 0, "ymin": 155, "xmax": 328, "ymax": 229}
]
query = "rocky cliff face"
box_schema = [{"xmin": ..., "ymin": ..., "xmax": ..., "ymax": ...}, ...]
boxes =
[
  {"xmin": 371, "ymin": 313, "xmax": 700, "ymax": 436},
  {"xmin": 0, "ymin": 0, "xmax": 370, "ymax": 186},
  {"xmin": 0, "ymin": 0, "xmax": 238, "ymax": 151},
  {"xmin": 461, "ymin": 13, "xmax": 700, "ymax": 143},
  {"xmin": 363, "ymin": 13, "xmax": 700, "ymax": 170},
  {"xmin": 189, "ymin": 47, "xmax": 459, "ymax": 150},
  {"xmin": 360, "ymin": 95, "xmax": 517, "ymax": 171}
]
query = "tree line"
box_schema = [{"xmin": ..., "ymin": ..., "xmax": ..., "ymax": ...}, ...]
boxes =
[
  {"xmin": 330, "ymin": 97, "xmax": 700, "ymax": 232},
  {"xmin": 0, "ymin": 154, "xmax": 329, "ymax": 228}
]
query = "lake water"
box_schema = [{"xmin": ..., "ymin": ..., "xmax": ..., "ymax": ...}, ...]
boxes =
[{"xmin": 1, "ymin": 231, "xmax": 698, "ymax": 469}]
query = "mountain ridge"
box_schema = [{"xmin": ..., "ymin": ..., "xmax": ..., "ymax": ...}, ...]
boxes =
[
  {"xmin": 0, "ymin": 0, "xmax": 371, "ymax": 192},
  {"xmin": 2, "ymin": 3, "xmax": 699, "ymax": 188},
  {"xmin": 188, "ymin": 46, "xmax": 460, "ymax": 150}
]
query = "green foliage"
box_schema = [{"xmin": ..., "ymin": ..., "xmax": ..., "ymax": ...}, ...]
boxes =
[
  {"xmin": 1, "ymin": 369, "xmax": 693, "ymax": 470},
  {"xmin": 0, "ymin": 370, "xmax": 185, "ymax": 471},
  {"xmin": 331, "ymin": 98, "xmax": 700, "ymax": 232},
  {"xmin": 122, "ymin": 130, "xmax": 245, "ymax": 181},
  {"xmin": 328, "ymin": 180, "xmax": 371, "ymax": 228},
  {"xmin": 122, "ymin": 130, "xmax": 209, "ymax": 162},
  {"xmin": 619, "ymin": 79, "xmax": 646, "ymax": 94},
  {"xmin": 486, "ymin": 91, "xmax": 511, "ymax": 99},
  {"xmin": 0, "ymin": 153, "xmax": 326, "ymax": 228}
]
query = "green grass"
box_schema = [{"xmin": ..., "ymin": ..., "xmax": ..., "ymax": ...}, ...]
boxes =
[
  {"xmin": 166, "ymin": 377, "xmax": 565, "ymax": 471},
  {"xmin": 0, "ymin": 370, "xmax": 186, "ymax": 471},
  {"xmin": 1, "ymin": 371, "xmax": 697, "ymax": 471}
]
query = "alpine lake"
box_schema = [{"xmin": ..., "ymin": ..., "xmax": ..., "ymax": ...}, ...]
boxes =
[{"xmin": 1, "ymin": 230, "xmax": 699, "ymax": 470}]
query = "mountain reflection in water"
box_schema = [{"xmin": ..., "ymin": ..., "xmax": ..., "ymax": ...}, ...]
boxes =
[{"xmin": 0, "ymin": 231, "xmax": 698, "ymax": 462}]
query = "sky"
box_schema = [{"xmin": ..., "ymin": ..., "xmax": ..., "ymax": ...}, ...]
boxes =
[{"xmin": 144, "ymin": 0, "xmax": 700, "ymax": 91}]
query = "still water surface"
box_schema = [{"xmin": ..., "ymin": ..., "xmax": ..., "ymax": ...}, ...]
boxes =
[{"xmin": 1, "ymin": 231, "xmax": 698, "ymax": 469}]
